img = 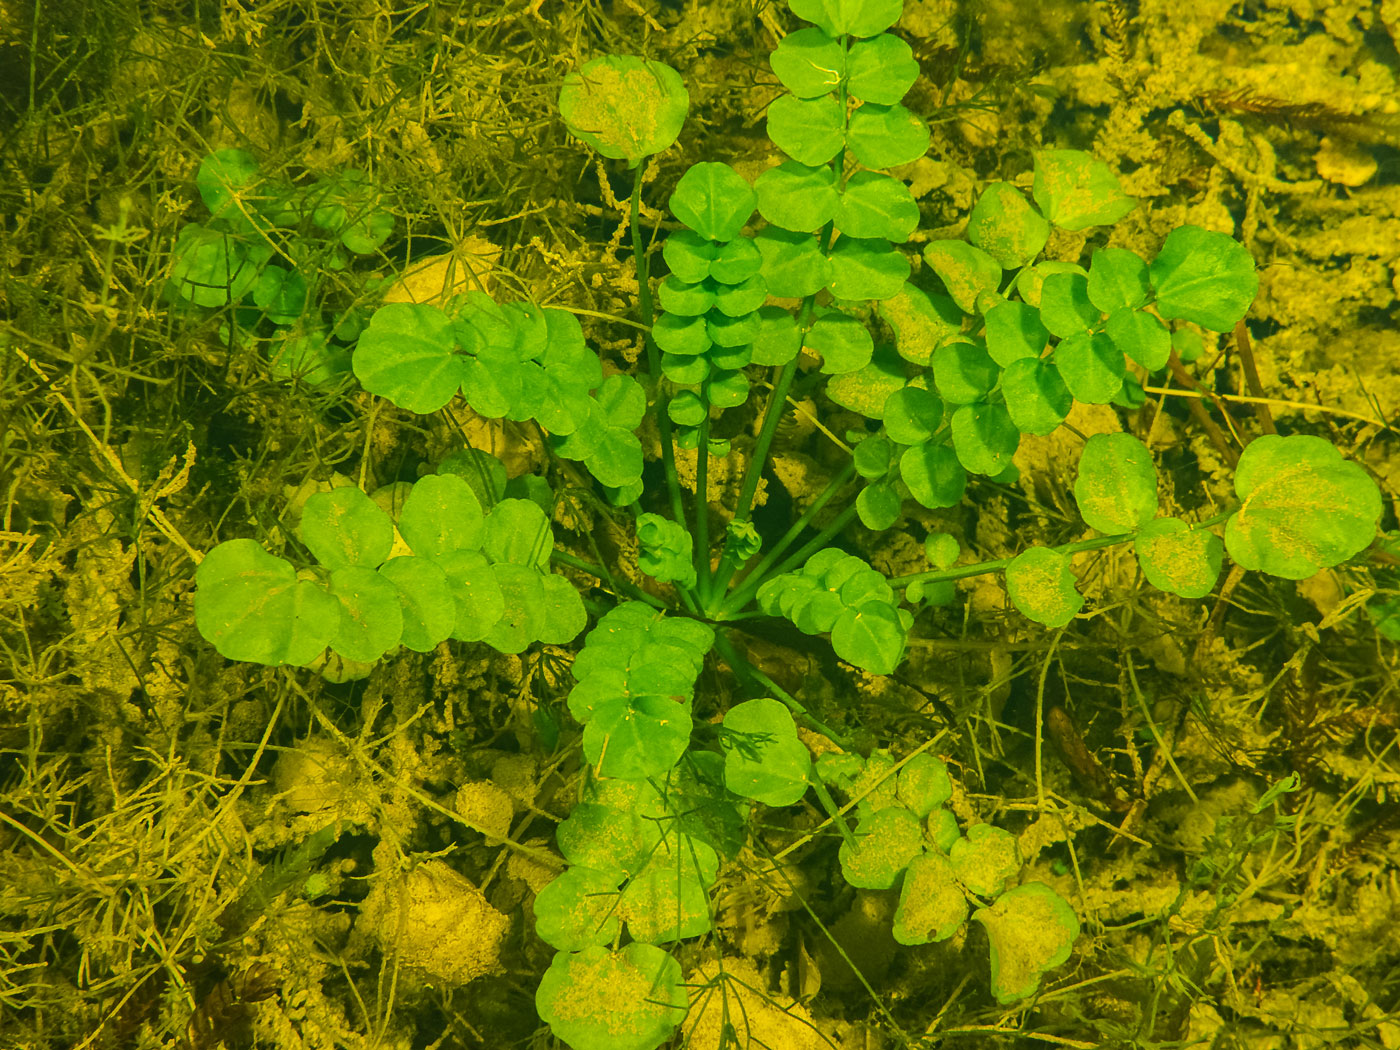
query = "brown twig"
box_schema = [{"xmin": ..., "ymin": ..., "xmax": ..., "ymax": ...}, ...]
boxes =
[
  {"xmin": 1167, "ymin": 350, "xmax": 1240, "ymax": 468},
  {"xmin": 1233, "ymin": 321, "xmax": 1276, "ymax": 436}
]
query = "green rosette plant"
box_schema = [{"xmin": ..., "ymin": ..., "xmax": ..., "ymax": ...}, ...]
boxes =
[{"xmin": 182, "ymin": 0, "xmax": 1389, "ymax": 1045}]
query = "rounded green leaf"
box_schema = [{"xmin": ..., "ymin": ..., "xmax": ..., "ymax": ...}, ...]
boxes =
[
  {"xmin": 1105, "ymin": 307, "xmax": 1171, "ymax": 371},
  {"xmin": 196, "ymin": 148, "xmax": 262, "ymax": 222},
  {"xmin": 846, "ymin": 102, "xmax": 930, "ymax": 168},
  {"xmin": 831, "ymin": 600, "xmax": 907, "ymax": 673},
  {"xmin": 585, "ymin": 694, "xmax": 693, "ymax": 780},
  {"xmin": 169, "ymin": 224, "xmax": 259, "ymax": 307},
  {"xmin": 827, "ymin": 236, "xmax": 910, "ymax": 300},
  {"xmin": 709, "ymin": 236, "xmax": 764, "ymax": 284},
  {"xmin": 484, "ymin": 498, "xmax": 553, "ymax": 568},
  {"xmin": 1073, "ymin": 433, "xmax": 1158, "ymax": 535},
  {"xmin": 1001, "ymin": 358, "xmax": 1072, "ymax": 436},
  {"xmin": 967, "ymin": 182, "xmax": 1050, "ymax": 269},
  {"xmin": 669, "ymin": 162, "xmax": 756, "ymax": 241},
  {"xmin": 983, "ymin": 300, "xmax": 1049, "ymax": 366},
  {"xmin": 534, "ymin": 867, "xmax": 624, "ymax": 952},
  {"xmin": 538, "ymin": 573, "xmax": 587, "ymax": 645},
  {"xmin": 723, "ymin": 697, "xmax": 812, "ymax": 806},
  {"xmin": 663, "ymin": 230, "xmax": 718, "ymax": 283},
  {"xmin": 806, "ymin": 308, "xmax": 874, "ymax": 374},
  {"xmin": 354, "ymin": 302, "xmax": 465, "ymax": 413},
  {"xmin": 846, "ymin": 33, "xmax": 919, "ymax": 104},
  {"xmin": 1039, "ymin": 271, "xmax": 1099, "ymax": 337},
  {"xmin": 439, "ymin": 550, "xmax": 506, "ymax": 641},
  {"xmin": 950, "ymin": 402, "xmax": 1019, "ymax": 476},
  {"xmin": 826, "ymin": 344, "xmax": 907, "ymax": 416},
  {"xmin": 398, "ymin": 473, "xmax": 485, "ymax": 559},
  {"xmin": 558, "ymin": 55, "xmax": 688, "ymax": 167},
  {"xmin": 925, "ymin": 532, "xmax": 959, "ymax": 569},
  {"xmin": 857, "ymin": 481, "xmax": 902, "ymax": 530},
  {"xmin": 668, "ymin": 389, "xmax": 706, "ymax": 426},
  {"xmin": 253, "ymin": 264, "xmax": 307, "ymax": 324},
  {"xmin": 1087, "ymin": 247, "xmax": 1151, "ymax": 312},
  {"xmin": 749, "ymin": 306, "xmax": 803, "ymax": 365},
  {"xmin": 836, "ymin": 171, "xmax": 919, "ymax": 241},
  {"xmin": 755, "ymin": 160, "xmax": 838, "ymax": 232},
  {"xmin": 901, "ymin": 442, "xmax": 966, "ymax": 509},
  {"xmin": 790, "ymin": 0, "xmax": 903, "ymax": 37},
  {"xmin": 877, "ymin": 283, "xmax": 964, "ymax": 366},
  {"xmin": 481, "ymin": 562, "xmax": 546, "ymax": 654},
  {"xmin": 767, "ymin": 93, "xmax": 845, "ymax": 166},
  {"xmin": 922, "ymin": 240, "xmax": 1001, "ymax": 315},
  {"xmin": 894, "ymin": 852, "xmax": 968, "ymax": 945},
  {"xmin": 1015, "ymin": 260, "xmax": 1087, "ymax": 308},
  {"xmin": 756, "ymin": 227, "xmax": 833, "ymax": 298},
  {"xmin": 704, "ymin": 368, "xmax": 750, "ymax": 408},
  {"xmin": 949, "ymin": 822, "xmax": 1019, "ymax": 897},
  {"xmin": 620, "ymin": 865, "xmax": 711, "ymax": 944},
  {"xmin": 933, "ymin": 340, "xmax": 999, "ymax": 405},
  {"xmin": 1134, "ymin": 518, "xmax": 1223, "ymax": 599},
  {"xmin": 897, "ymin": 753, "xmax": 953, "ymax": 817},
  {"xmin": 657, "ymin": 277, "xmax": 716, "ymax": 316},
  {"xmin": 770, "ymin": 26, "xmax": 845, "ymax": 97},
  {"xmin": 299, "ymin": 486, "xmax": 395, "ymax": 570},
  {"xmin": 1149, "ymin": 224, "xmax": 1258, "ymax": 332},
  {"xmin": 194, "ymin": 539, "xmax": 340, "ymax": 666},
  {"xmin": 652, "ymin": 312, "xmax": 712, "ymax": 356},
  {"xmin": 377, "ymin": 556, "xmax": 456, "ymax": 652},
  {"xmin": 267, "ymin": 328, "xmax": 350, "ymax": 387},
  {"xmin": 536, "ymin": 944, "xmax": 687, "ymax": 1050},
  {"xmin": 328, "ymin": 565, "xmax": 403, "ymax": 661},
  {"xmin": 1225, "ymin": 434, "xmax": 1382, "ymax": 579},
  {"xmin": 1005, "ymin": 546, "xmax": 1082, "ymax": 627},
  {"xmin": 1054, "ymin": 330, "xmax": 1125, "ymax": 404},
  {"xmin": 712, "ymin": 280, "xmax": 766, "ymax": 322},
  {"xmin": 972, "ymin": 882, "xmax": 1080, "ymax": 1004},
  {"xmin": 840, "ymin": 807, "xmax": 924, "ymax": 889},
  {"xmin": 1031, "ymin": 149, "xmax": 1136, "ymax": 231},
  {"xmin": 882, "ymin": 385, "xmax": 943, "ymax": 445}
]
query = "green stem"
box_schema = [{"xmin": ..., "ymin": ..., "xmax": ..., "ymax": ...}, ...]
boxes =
[
  {"xmin": 550, "ymin": 550, "xmax": 666, "ymax": 609},
  {"xmin": 808, "ymin": 775, "xmax": 859, "ymax": 852},
  {"xmin": 887, "ymin": 508, "xmax": 1237, "ymax": 590},
  {"xmin": 695, "ymin": 410, "xmax": 711, "ymax": 598},
  {"xmin": 630, "ymin": 163, "xmax": 685, "ymax": 529},
  {"xmin": 711, "ymin": 630, "xmax": 850, "ymax": 749},
  {"xmin": 723, "ymin": 502, "xmax": 861, "ymax": 616},
  {"xmin": 725, "ymin": 459, "xmax": 857, "ymax": 607}
]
